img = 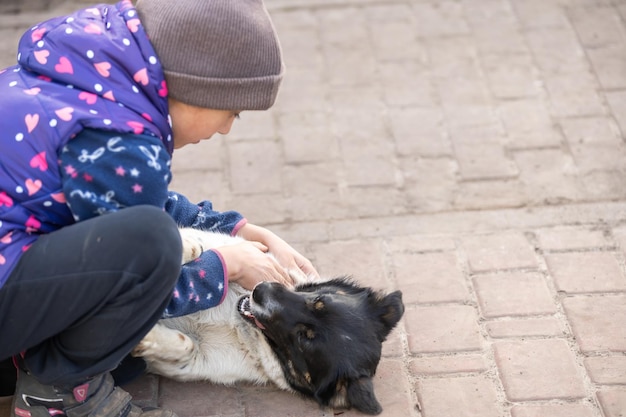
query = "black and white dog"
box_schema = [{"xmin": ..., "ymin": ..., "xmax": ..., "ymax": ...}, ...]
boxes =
[{"xmin": 132, "ymin": 228, "xmax": 404, "ymax": 415}]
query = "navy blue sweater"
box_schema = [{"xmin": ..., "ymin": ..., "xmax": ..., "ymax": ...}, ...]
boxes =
[{"xmin": 59, "ymin": 128, "xmax": 245, "ymax": 318}]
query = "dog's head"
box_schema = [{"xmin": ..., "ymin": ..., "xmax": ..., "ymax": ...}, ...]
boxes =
[{"xmin": 238, "ymin": 277, "xmax": 404, "ymax": 415}]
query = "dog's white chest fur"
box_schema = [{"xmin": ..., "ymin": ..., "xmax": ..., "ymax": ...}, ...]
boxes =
[{"xmin": 132, "ymin": 229, "xmax": 291, "ymax": 390}]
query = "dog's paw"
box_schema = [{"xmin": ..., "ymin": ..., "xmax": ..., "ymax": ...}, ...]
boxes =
[
  {"xmin": 133, "ymin": 325, "xmax": 195, "ymax": 363},
  {"xmin": 132, "ymin": 332, "xmax": 157, "ymax": 358},
  {"xmin": 181, "ymin": 235, "xmax": 204, "ymax": 264}
]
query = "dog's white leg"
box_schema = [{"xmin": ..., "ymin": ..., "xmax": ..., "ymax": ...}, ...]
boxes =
[
  {"xmin": 179, "ymin": 229, "xmax": 205, "ymax": 264},
  {"xmin": 132, "ymin": 323, "xmax": 195, "ymax": 363}
]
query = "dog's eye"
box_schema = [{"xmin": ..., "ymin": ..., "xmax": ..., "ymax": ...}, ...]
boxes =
[{"xmin": 309, "ymin": 297, "xmax": 325, "ymax": 311}]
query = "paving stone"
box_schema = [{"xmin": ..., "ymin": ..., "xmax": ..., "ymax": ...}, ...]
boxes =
[
  {"xmin": 169, "ymin": 170, "xmax": 229, "ymax": 208},
  {"xmin": 159, "ymin": 379, "xmax": 242, "ymax": 417},
  {"xmin": 385, "ymin": 234, "xmax": 457, "ymax": 253},
  {"xmin": 400, "ymin": 156, "xmax": 458, "ymax": 213},
  {"xmin": 412, "ymin": 1, "xmax": 470, "ymax": 38},
  {"xmin": 614, "ymin": 226, "xmax": 626, "ymax": 256},
  {"xmin": 493, "ymin": 339, "xmax": 587, "ymax": 401},
  {"xmin": 405, "ymin": 305, "xmax": 483, "ymax": 354},
  {"xmin": 381, "ymin": 325, "xmax": 405, "ymax": 358},
  {"xmin": 569, "ymin": 139, "xmax": 626, "ymax": 174},
  {"xmin": 510, "ymin": 0, "xmax": 571, "ymax": 29},
  {"xmin": 368, "ymin": 18, "xmax": 423, "ymax": 62},
  {"xmin": 534, "ymin": 226, "xmax": 609, "ymax": 251},
  {"xmin": 282, "ymin": 162, "xmax": 349, "ymax": 222},
  {"xmin": 171, "ymin": 138, "xmax": 225, "ymax": 172},
  {"xmin": 461, "ymin": 232, "xmax": 538, "ymax": 272},
  {"xmin": 339, "ymin": 358, "xmax": 415, "ymax": 417},
  {"xmin": 228, "ymin": 140, "xmax": 282, "ymax": 194},
  {"xmin": 453, "ymin": 141, "xmax": 519, "ymax": 180},
  {"xmin": 391, "ymin": 251, "xmax": 469, "ymax": 304},
  {"xmin": 410, "ymin": 354, "xmax": 488, "ymax": 375},
  {"xmin": 227, "ymin": 192, "xmax": 291, "ymax": 226},
  {"xmin": 240, "ymin": 384, "xmax": 324, "ymax": 417},
  {"xmin": 511, "ymin": 403, "xmax": 597, "ymax": 417},
  {"xmin": 584, "ymin": 356, "xmax": 626, "ymax": 384},
  {"xmin": 277, "ymin": 111, "xmax": 335, "ymax": 164},
  {"xmin": 513, "ymin": 149, "xmax": 586, "ymax": 205},
  {"xmin": 545, "ymin": 251, "xmax": 626, "ymax": 293},
  {"xmin": 606, "ymin": 91, "xmax": 626, "ymax": 135},
  {"xmin": 388, "ymin": 107, "xmax": 451, "ymax": 157},
  {"xmin": 122, "ymin": 374, "xmax": 159, "ymax": 407},
  {"xmin": 597, "ymin": 388, "xmax": 626, "ymax": 417},
  {"xmin": 454, "ymin": 179, "xmax": 528, "ymax": 210},
  {"xmin": 569, "ymin": 5, "xmax": 626, "ymax": 89},
  {"xmin": 563, "ymin": 294, "xmax": 626, "ymax": 352},
  {"xmin": 482, "ymin": 54, "xmax": 541, "ymax": 99},
  {"xmin": 485, "ymin": 318, "xmax": 565, "ymax": 338},
  {"xmin": 416, "ymin": 376, "xmax": 502, "ymax": 417},
  {"xmin": 473, "ymin": 271, "xmax": 556, "ymax": 318},
  {"xmin": 498, "ymin": 98, "xmax": 562, "ymax": 148},
  {"xmin": 541, "ymin": 71, "xmax": 605, "ymax": 117},
  {"xmin": 308, "ymin": 239, "xmax": 389, "ymax": 291}
]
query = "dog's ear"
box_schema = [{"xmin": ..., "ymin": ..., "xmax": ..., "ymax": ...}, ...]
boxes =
[
  {"xmin": 374, "ymin": 290, "xmax": 404, "ymax": 340},
  {"xmin": 345, "ymin": 376, "xmax": 382, "ymax": 415}
]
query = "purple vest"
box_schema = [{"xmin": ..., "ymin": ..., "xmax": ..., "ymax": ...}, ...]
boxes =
[{"xmin": 0, "ymin": 0, "xmax": 173, "ymax": 286}]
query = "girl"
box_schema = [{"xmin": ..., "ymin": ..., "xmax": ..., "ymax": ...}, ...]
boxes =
[{"xmin": 0, "ymin": 1, "xmax": 318, "ymax": 416}]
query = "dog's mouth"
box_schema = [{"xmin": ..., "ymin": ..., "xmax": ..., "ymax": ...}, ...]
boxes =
[{"xmin": 238, "ymin": 295, "xmax": 266, "ymax": 330}]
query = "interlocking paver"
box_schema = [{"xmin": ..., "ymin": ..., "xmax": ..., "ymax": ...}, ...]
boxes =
[
  {"xmin": 596, "ymin": 388, "xmax": 626, "ymax": 417},
  {"xmin": 391, "ymin": 251, "xmax": 469, "ymax": 304},
  {"xmin": 2, "ymin": 1, "xmax": 626, "ymax": 417},
  {"xmin": 159, "ymin": 379, "xmax": 242, "ymax": 417},
  {"xmin": 534, "ymin": 226, "xmax": 609, "ymax": 251},
  {"xmin": 511, "ymin": 403, "xmax": 597, "ymax": 417},
  {"xmin": 416, "ymin": 376, "xmax": 502, "ymax": 417},
  {"xmin": 545, "ymin": 252, "xmax": 626, "ymax": 293},
  {"xmin": 493, "ymin": 339, "xmax": 587, "ymax": 401},
  {"xmin": 473, "ymin": 271, "xmax": 556, "ymax": 318},
  {"xmin": 461, "ymin": 232, "xmax": 538, "ymax": 272},
  {"xmin": 485, "ymin": 318, "xmax": 565, "ymax": 339},
  {"xmin": 410, "ymin": 354, "xmax": 488, "ymax": 376},
  {"xmin": 405, "ymin": 305, "xmax": 483, "ymax": 354},
  {"xmin": 584, "ymin": 356, "xmax": 626, "ymax": 385},
  {"xmin": 563, "ymin": 294, "xmax": 626, "ymax": 352}
]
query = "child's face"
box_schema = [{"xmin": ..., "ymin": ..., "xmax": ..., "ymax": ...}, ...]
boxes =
[{"xmin": 169, "ymin": 98, "xmax": 240, "ymax": 149}]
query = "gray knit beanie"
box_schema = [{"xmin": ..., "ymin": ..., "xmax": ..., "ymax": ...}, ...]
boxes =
[{"xmin": 136, "ymin": 0, "xmax": 284, "ymax": 110}]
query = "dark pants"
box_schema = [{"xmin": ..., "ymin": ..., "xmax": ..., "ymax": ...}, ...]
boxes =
[{"xmin": 0, "ymin": 206, "xmax": 182, "ymax": 386}]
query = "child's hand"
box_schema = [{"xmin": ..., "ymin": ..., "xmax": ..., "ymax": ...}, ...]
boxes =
[
  {"xmin": 216, "ymin": 241, "xmax": 293, "ymax": 290},
  {"xmin": 237, "ymin": 223, "xmax": 321, "ymax": 281}
]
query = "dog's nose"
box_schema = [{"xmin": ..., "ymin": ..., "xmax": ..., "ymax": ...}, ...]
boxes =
[
  {"xmin": 252, "ymin": 281, "xmax": 281, "ymax": 305},
  {"xmin": 252, "ymin": 282, "xmax": 270, "ymax": 304}
]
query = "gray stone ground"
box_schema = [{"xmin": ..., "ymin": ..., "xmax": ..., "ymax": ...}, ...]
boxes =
[{"xmin": 1, "ymin": 0, "xmax": 626, "ymax": 416}]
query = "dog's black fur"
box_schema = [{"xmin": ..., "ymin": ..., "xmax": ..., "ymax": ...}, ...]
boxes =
[{"xmin": 240, "ymin": 277, "xmax": 404, "ymax": 414}]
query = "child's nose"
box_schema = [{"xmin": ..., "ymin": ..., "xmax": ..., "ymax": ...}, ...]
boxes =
[{"xmin": 218, "ymin": 118, "xmax": 235, "ymax": 135}]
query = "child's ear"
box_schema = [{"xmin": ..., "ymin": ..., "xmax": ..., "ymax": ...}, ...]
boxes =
[
  {"xmin": 375, "ymin": 290, "xmax": 404, "ymax": 340},
  {"xmin": 346, "ymin": 376, "xmax": 382, "ymax": 415}
]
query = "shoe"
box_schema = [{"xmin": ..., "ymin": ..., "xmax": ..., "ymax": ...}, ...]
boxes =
[{"xmin": 11, "ymin": 368, "xmax": 176, "ymax": 417}]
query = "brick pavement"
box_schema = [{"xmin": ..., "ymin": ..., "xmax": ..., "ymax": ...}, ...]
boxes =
[{"xmin": 1, "ymin": 0, "xmax": 626, "ymax": 416}]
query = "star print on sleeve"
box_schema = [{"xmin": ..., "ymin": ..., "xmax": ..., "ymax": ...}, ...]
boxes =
[
  {"xmin": 163, "ymin": 249, "xmax": 228, "ymax": 318},
  {"xmin": 60, "ymin": 128, "xmax": 170, "ymax": 221},
  {"xmin": 165, "ymin": 192, "xmax": 247, "ymax": 236}
]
